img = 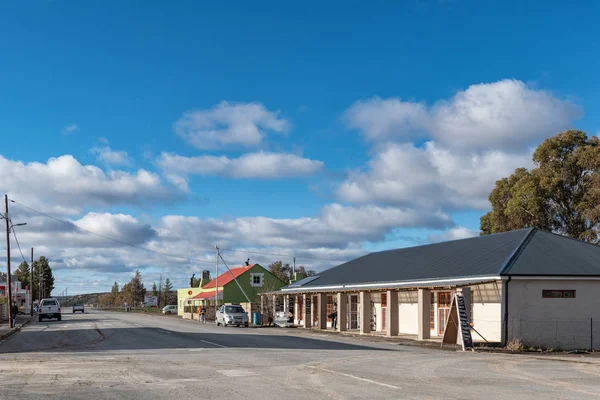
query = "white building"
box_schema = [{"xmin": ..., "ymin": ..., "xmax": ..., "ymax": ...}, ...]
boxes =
[{"xmin": 271, "ymin": 228, "xmax": 600, "ymax": 350}]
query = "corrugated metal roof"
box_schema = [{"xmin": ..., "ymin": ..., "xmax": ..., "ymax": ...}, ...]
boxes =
[
  {"xmin": 202, "ymin": 265, "xmax": 254, "ymax": 289},
  {"xmin": 283, "ymin": 275, "xmax": 320, "ymax": 289},
  {"xmin": 506, "ymin": 229, "xmax": 600, "ymax": 276},
  {"xmin": 299, "ymin": 228, "xmax": 532, "ymax": 289}
]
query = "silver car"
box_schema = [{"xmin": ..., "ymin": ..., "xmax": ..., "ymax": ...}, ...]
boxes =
[{"xmin": 216, "ymin": 305, "xmax": 249, "ymax": 327}]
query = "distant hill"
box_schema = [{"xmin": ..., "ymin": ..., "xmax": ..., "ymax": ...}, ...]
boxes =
[{"xmin": 68, "ymin": 292, "xmax": 108, "ymax": 306}]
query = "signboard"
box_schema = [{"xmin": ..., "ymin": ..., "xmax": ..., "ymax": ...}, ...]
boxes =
[
  {"xmin": 144, "ymin": 295, "xmax": 158, "ymax": 307},
  {"xmin": 441, "ymin": 292, "xmax": 474, "ymax": 351}
]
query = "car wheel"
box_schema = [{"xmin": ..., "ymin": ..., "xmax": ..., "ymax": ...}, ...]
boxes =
[
  {"xmin": 244, "ymin": 323, "xmax": 249, "ymax": 328},
  {"xmin": 166, "ymin": 311, "xmax": 171, "ymax": 315}
]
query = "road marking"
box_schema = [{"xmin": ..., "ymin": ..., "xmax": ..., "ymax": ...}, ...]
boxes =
[
  {"xmin": 307, "ymin": 366, "xmax": 401, "ymax": 389},
  {"xmin": 200, "ymin": 339, "xmax": 227, "ymax": 348},
  {"xmin": 218, "ymin": 369, "xmax": 255, "ymax": 377},
  {"xmin": 133, "ymin": 324, "xmax": 143, "ymax": 327}
]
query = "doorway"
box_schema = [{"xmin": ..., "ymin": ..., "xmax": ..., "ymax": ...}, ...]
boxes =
[
  {"xmin": 349, "ymin": 295, "xmax": 358, "ymax": 330},
  {"xmin": 437, "ymin": 292, "xmax": 452, "ymax": 335}
]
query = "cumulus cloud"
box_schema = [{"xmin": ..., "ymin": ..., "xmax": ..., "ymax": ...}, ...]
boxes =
[
  {"xmin": 91, "ymin": 146, "xmax": 133, "ymax": 167},
  {"xmin": 62, "ymin": 123, "xmax": 79, "ymax": 135},
  {"xmin": 174, "ymin": 101, "xmax": 290, "ymax": 149},
  {"xmin": 156, "ymin": 203, "xmax": 453, "ymax": 250},
  {"xmin": 344, "ymin": 79, "xmax": 581, "ymax": 151},
  {"xmin": 337, "ymin": 141, "xmax": 532, "ymax": 210},
  {"xmin": 428, "ymin": 226, "xmax": 479, "ymax": 243},
  {"xmin": 157, "ymin": 151, "xmax": 324, "ymax": 183},
  {"xmin": 13, "ymin": 212, "xmax": 157, "ymax": 249},
  {"xmin": 0, "ymin": 154, "xmax": 182, "ymax": 214}
]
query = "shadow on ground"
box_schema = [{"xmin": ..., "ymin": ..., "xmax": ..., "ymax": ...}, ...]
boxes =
[{"xmin": 1, "ymin": 326, "xmax": 395, "ymax": 354}]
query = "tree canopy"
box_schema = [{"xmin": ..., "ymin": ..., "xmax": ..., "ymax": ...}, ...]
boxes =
[
  {"xmin": 268, "ymin": 261, "xmax": 317, "ymax": 283},
  {"xmin": 481, "ymin": 130, "xmax": 600, "ymax": 243}
]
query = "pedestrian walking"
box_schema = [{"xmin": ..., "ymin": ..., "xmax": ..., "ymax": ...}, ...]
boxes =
[{"xmin": 11, "ymin": 303, "xmax": 18, "ymax": 327}]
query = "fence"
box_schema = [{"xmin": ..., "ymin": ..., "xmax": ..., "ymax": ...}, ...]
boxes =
[{"xmin": 509, "ymin": 317, "xmax": 599, "ymax": 351}]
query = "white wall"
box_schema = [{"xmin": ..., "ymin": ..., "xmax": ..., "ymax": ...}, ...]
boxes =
[
  {"xmin": 508, "ymin": 279, "xmax": 600, "ymax": 349},
  {"xmin": 470, "ymin": 282, "xmax": 502, "ymax": 343},
  {"xmin": 398, "ymin": 291, "xmax": 418, "ymax": 335}
]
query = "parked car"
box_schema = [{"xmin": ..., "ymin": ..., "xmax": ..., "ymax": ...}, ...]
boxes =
[
  {"xmin": 216, "ymin": 304, "xmax": 249, "ymax": 327},
  {"xmin": 73, "ymin": 303, "xmax": 85, "ymax": 313},
  {"xmin": 39, "ymin": 298, "xmax": 61, "ymax": 322},
  {"xmin": 162, "ymin": 305, "xmax": 177, "ymax": 315}
]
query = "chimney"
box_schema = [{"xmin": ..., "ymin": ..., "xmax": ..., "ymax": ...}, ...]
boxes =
[{"xmin": 245, "ymin": 258, "xmax": 250, "ymax": 266}]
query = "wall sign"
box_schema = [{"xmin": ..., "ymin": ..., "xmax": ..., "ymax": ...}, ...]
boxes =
[{"xmin": 542, "ymin": 290, "xmax": 575, "ymax": 298}]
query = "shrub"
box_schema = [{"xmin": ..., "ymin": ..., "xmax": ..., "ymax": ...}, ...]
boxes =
[{"xmin": 506, "ymin": 337, "xmax": 524, "ymax": 352}]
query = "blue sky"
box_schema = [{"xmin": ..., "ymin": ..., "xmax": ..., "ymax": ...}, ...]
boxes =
[{"xmin": 0, "ymin": 1, "xmax": 597, "ymax": 294}]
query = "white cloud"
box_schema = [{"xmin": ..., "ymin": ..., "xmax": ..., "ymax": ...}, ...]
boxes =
[
  {"xmin": 157, "ymin": 151, "xmax": 324, "ymax": 181},
  {"xmin": 174, "ymin": 101, "xmax": 290, "ymax": 149},
  {"xmin": 428, "ymin": 226, "xmax": 479, "ymax": 243},
  {"xmin": 156, "ymin": 203, "xmax": 452, "ymax": 250},
  {"xmin": 0, "ymin": 154, "xmax": 182, "ymax": 214},
  {"xmin": 91, "ymin": 146, "xmax": 133, "ymax": 167},
  {"xmin": 337, "ymin": 141, "xmax": 532, "ymax": 210},
  {"xmin": 14, "ymin": 212, "xmax": 156, "ymax": 250},
  {"xmin": 62, "ymin": 123, "xmax": 79, "ymax": 135},
  {"xmin": 344, "ymin": 79, "xmax": 581, "ymax": 151}
]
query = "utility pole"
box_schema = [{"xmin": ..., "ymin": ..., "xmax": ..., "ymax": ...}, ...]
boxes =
[
  {"xmin": 215, "ymin": 245, "xmax": 219, "ymax": 314},
  {"xmin": 30, "ymin": 247, "xmax": 33, "ymax": 316},
  {"xmin": 5, "ymin": 194, "xmax": 13, "ymax": 329},
  {"xmin": 293, "ymin": 257, "xmax": 296, "ymax": 279}
]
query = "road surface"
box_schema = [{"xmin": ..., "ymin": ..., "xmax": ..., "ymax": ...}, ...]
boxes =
[{"xmin": 1, "ymin": 308, "xmax": 599, "ymax": 399}]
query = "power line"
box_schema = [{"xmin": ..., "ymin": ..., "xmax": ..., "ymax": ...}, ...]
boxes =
[
  {"xmin": 219, "ymin": 248, "xmax": 347, "ymax": 263},
  {"xmin": 10, "ymin": 199, "xmax": 349, "ymax": 266},
  {"xmin": 9, "ymin": 199, "xmax": 214, "ymax": 265},
  {"xmin": 11, "ymin": 226, "xmax": 28, "ymax": 266}
]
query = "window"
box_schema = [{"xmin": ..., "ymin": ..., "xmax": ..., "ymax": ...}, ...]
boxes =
[
  {"xmin": 543, "ymin": 290, "xmax": 576, "ymax": 298},
  {"xmin": 250, "ymin": 273, "xmax": 264, "ymax": 287}
]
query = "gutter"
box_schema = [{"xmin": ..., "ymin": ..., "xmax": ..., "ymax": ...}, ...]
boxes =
[
  {"xmin": 503, "ymin": 275, "xmax": 511, "ymax": 346},
  {"xmin": 277, "ymin": 276, "xmax": 501, "ymax": 295}
]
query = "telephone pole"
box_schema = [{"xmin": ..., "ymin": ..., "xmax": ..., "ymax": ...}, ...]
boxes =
[
  {"xmin": 5, "ymin": 194, "xmax": 13, "ymax": 329},
  {"xmin": 30, "ymin": 247, "xmax": 33, "ymax": 316},
  {"xmin": 215, "ymin": 245, "xmax": 219, "ymax": 314}
]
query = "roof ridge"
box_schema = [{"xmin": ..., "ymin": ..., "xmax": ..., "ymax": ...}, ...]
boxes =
[
  {"xmin": 369, "ymin": 227, "xmax": 534, "ymax": 256},
  {"xmin": 536, "ymin": 228, "xmax": 600, "ymax": 247},
  {"xmin": 499, "ymin": 227, "xmax": 537, "ymax": 275}
]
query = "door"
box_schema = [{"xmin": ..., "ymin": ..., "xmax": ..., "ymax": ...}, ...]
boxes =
[
  {"xmin": 312, "ymin": 296, "xmax": 318, "ymax": 326},
  {"xmin": 381, "ymin": 293, "xmax": 387, "ymax": 332},
  {"xmin": 349, "ymin": 295, "xmax": 358, "ymax": 330},
  {"xmin": 296, "ymin": 297, "xmax": 303, "ymax": 324},
  {"xmin": 437, "ymin": 292, "xmax": 452, "ymax": 335}
]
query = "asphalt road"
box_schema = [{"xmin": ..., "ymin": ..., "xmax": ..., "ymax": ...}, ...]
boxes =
[{"xmin": 0, "ymin": 308, "xmax": 599, "ymax": 400}]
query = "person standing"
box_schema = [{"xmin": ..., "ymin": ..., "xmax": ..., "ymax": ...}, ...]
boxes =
[{"xmin": 200, "ymin": 305, "xmax": 207, "ymax": 324}]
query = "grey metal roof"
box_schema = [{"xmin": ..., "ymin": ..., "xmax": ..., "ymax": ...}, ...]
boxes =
[
  {"xmin": 299, "ymin": 228, "xmax": 532, "ymax": 289},
  {"xmin": 287, "ymin": 228, "xmax": 600, "ymax": 292},
  {"xmin": 505, "ymin": 229, "xmax": 600, "ymax": 276},
  {"xmin": 283, "ymin": 275, "xmax": 320, "ymax": 289}
]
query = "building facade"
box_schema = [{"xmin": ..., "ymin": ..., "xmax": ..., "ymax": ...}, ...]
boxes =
[{"xmin": 269, "ymin": 228, "xmax": 600, "ymax": 350}]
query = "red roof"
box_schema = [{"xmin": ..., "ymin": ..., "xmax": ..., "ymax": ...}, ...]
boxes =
[
  {"xmin": 190, "ymin": 290, "xmax": 217, "ymax": 300},
  {"xmin": 202, "ymin": 265, "xmax": 255, "ymax": 289}
]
